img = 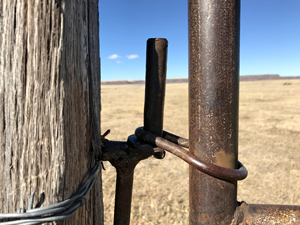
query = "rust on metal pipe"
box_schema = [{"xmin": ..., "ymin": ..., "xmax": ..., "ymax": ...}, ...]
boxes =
[
  {"xmin": 188, "ymin": 0, "xmax": 241, "ymax": 224},
  {"xmin": 144, "ymin": 38, "xmax": 168, "ymax": 137},
  {"xmin": 233, "ymin": 202, "xmax": 300, "ymax": 224}
]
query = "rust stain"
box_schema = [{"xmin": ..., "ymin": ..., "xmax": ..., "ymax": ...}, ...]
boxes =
[{"xmin": 215, "ymin": 149, "xmax": 236, "ymax": 168}]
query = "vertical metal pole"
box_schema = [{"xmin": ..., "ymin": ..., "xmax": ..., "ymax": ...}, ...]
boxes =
[
  {"xmin": 144, "ymin": 38, "xmax": 168, "ymax": 137},
  {"xmin": 188, "ymin": 0, "xmax": 240, "ymax": 224},
  {"xmin": 114, "ymin": 167, "xmax": 135, "ymax": 225},
  {"xmin": 112, "ymin": 38, "xmax": 168, "ymax": 225}
]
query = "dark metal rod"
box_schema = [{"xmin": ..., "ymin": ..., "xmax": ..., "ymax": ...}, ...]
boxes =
[
  {"xmin": 233, "ymin": 203, "xmax": 300, "ymax": 224},
  {"xmin": 188, "ymin": 0, "xmax": 241, "ymax": 224},
  {"xmin": 101, "ymin": 140, "xmax": 135, "ymax": 225},
  {"xmin": 113, "ymin": 168, "xmax": 135, "ymax": 225},
  {"xmin": 144, "ymin": 38, "xmax": 168, "ymax": 137},
  {"xmin": 111, "ymin": 38, "xmax": 168, "ymax": 225},
  {"xmin": 162, "ymin": 130, "xmax": 189, "ymax": 148}
]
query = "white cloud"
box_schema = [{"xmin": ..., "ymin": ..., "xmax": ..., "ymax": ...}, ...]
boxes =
[
  {"xmin": 116, "ymin": 61, "xmax": 122, "ymax": 64},
  {"xmin": 108, "ymin": 54, "xmax": 121, "ymax": 59},
  {"xmin": 126, "ymin": 54, "xmax": 139, "ymax": 59}
]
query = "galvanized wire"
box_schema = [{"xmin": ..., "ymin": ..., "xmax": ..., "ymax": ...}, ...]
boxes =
[{"xmin": 0, "ymin": 161, "xmax": 100, "ymax": 225}]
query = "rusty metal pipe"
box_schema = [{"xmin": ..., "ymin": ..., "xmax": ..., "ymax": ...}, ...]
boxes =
[
  {"xmin": 144, "ymin": 38, "xmax": 168, "ymax": 137},
  {"xmin": 233, "ymin": 202, "xmax": 300, "ymax": 224},
  {"xmin": 188, "ymin": 0, "xmax": 241, "ymax": 224}
]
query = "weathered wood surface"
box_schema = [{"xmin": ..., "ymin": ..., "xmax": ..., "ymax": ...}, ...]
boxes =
[{"xmin": 0, "ymin": 0, "xmax": 103, "ymax": 224}]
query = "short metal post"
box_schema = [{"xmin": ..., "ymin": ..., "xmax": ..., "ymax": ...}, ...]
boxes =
[
  {"xmin": 188, "ymin": 0, "xmax": 240, "ymax": 224},
  {"xmin": 144, "ymin": 38, "xmax": 168, "ymax": 137},
  {"xmin": 108, "ymin": 38, "xmax": 168, "ymax": 225}
]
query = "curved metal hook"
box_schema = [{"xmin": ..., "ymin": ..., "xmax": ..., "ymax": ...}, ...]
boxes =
[{"xmin": 135, "ymin": 127, "xmax": 248, "ymax": 181}]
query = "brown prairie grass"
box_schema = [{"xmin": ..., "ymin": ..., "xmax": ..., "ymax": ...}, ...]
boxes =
[{"xmin": 101, "ymin": 79, "xmax": 300, "ymax": 224}]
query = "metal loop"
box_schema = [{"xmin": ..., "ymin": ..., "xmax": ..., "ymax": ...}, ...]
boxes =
[{"xmin": 135, "ymin": 127, "xmax": 248, "ymax": 181}]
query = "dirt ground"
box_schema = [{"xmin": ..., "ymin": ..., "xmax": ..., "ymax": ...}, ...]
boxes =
[{"xmin": 101, "ymin": 79, "xmax": 300, "ymax": 225}]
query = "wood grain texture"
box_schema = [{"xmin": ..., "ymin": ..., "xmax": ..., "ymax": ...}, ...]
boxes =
[{"xmin": 0, "ymin": 0, "xmax": 103, "ymax": 224}]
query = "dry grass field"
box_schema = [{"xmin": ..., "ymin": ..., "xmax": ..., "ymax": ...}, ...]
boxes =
[{"xmin": 101, "ymin": 79, "xmax": 300, "ymax": 225}]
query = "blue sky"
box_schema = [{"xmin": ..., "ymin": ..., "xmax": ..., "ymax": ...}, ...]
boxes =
[{"xmin": 99, "ymin": 0, "xmax": 300, "ymax": 81}]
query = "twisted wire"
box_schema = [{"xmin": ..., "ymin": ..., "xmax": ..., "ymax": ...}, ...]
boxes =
[{"xmin": 0, "ymin": 162, "xmax": 100, "ymax": 225}]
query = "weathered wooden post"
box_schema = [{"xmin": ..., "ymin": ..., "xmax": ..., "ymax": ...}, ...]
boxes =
[{"xmin": 0, "ymin": 1, "xmax": 103, "ymax": 224}]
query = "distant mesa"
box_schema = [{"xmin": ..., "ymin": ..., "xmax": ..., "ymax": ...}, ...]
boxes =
[
  {"xmin": 240, "ymin": 74, "xmax": 300, "ymax": 81},
  {"xmin": 101, "ymin": 74, "xmax": 300, "ymax": 85}
]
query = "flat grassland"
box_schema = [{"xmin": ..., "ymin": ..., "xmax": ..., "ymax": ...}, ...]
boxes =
[{"xmin": 101, "ymin": 79, "xmax": 300, "ymax": 225}]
